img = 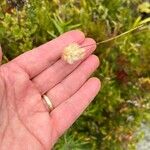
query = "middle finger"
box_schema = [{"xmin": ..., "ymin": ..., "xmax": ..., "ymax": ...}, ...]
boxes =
[{"xmin": 32, "ymin": 38, "xmax": 96, "ymax": 94}]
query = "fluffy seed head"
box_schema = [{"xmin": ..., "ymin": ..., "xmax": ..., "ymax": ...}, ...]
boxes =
[{"xmin": 62, "ymin": 43, "xmax": 85, "ymax": 64}]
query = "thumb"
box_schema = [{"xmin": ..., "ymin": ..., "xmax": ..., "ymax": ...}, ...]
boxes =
[{"xmin": 0, "ymin": 45, "xmax": 2, "ymax": 64}]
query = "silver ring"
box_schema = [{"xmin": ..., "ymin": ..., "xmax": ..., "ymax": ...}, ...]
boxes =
[{"xmin": 42, "ymin": 95, "xmax": 53, "ymax": 112}]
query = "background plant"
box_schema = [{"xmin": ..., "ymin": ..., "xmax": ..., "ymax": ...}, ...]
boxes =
[{"xmin": 0, "ymin": 0, "xmax": 150, "ymax": 149}]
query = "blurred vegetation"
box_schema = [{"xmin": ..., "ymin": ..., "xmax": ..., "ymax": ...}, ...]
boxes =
[{"xmin": 0, "ymin": 0, "xmax": 150, "ymax": 149}]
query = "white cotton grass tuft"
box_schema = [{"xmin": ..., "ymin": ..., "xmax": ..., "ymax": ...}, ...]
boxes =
[{"xmin": 62, "ymin": 43, "xmax": 85, "ymax": 64}]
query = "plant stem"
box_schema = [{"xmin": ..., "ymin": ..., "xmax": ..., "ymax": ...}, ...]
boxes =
[{"xmin": 81, "ymin": 24, "xmax": 148, "ymax": 48}]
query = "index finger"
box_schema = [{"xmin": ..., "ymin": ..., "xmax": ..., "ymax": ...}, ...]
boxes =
[{"xmin": 11, "ymin": 30, "xmax": 85, "ymax": 78}]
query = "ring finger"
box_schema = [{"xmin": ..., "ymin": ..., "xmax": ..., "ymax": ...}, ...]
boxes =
[{"xmin": 46, "ymin": 54, "xmax": 100, "ymax": 108}]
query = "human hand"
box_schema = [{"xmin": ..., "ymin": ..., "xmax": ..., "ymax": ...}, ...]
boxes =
[{"xmin": 0, "ymin": 30, "xmax": 100, "ymax": 150}]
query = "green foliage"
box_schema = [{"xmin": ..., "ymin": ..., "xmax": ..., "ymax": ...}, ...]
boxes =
[
  {"xmin": 0, "ymin": 0, "xmax": 150, "ymax": 149},
  {"xmin": 138, "ymin": 2, "xmax": 150, "ymax": 13}
]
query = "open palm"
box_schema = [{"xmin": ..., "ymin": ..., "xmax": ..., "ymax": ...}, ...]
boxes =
[{"xmin": 0, "ymin": 30, "xmax": 100, "ymax": 150}]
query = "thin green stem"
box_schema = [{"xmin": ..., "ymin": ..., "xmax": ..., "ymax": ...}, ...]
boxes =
[
  {"xmin": 81, "ymin": 24, "xmax": 149, "ymax": 48},
  {"xmin": 97, "ymin": 25, "xmax": 144, "ymax": 44}
]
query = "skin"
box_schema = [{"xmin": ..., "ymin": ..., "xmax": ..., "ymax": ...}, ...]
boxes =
[{"xmin": 0, "ymin": 30, "xmax": 101, "ymax": 150}]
